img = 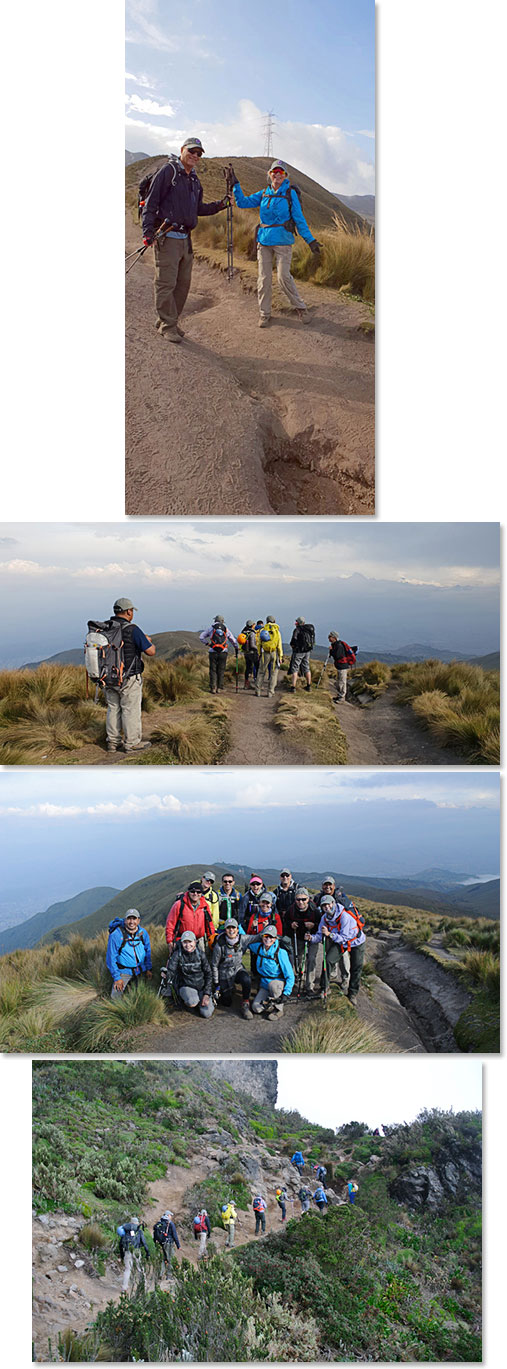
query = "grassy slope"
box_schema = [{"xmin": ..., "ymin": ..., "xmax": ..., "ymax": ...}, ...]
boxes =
[
  {"xmin": 0, "ymin": 887, "xmax": 119, "ymax": 956},
  {"xmin": 32, "ymin": 1061, "xmax": 482, "ymax": 1363}
]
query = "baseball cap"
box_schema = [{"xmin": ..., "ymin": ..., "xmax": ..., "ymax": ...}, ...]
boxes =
[
  {"xmin": 269, "ymin": 160, "xmax": 287, "ymax": 174},
  {"xmin": 320, "ymin": 895, "xmax": 335, "ymax": 907},
  {"xmin": 224, "ymin": 918, "xmax": 239, "ymax": 930},
  {"xmin": 182, "ymin": 136, "xmax": 205, "ymax": 152},
  {"xmin": 114, "ymin": 597, "xmax": 137, "ymax": 612},
  {"xmin": 181, "ymin": 930, "xmax": 197, "ymax": 944},
  {"xmin": 262, "ymin": 924, "xmax": 278, "ymax": 938},
  {"xmin": 280, "ymin": 868, "xmax": 291, "ymax": 876},
  {"xmin": 188, "ymin": 880, "xmax": 203, "ymax": 894},
  {"xmin": 202, "ymin": 870, "xmax": 215, "ymax": 881}
]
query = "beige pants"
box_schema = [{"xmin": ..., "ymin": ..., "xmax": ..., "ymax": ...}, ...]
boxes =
[
  {"xmin": 154, "ymin": 235, "xmax": 193, "ymax": 332},
  {"xmin": 198, "ymin": 1231, "xmax": 208, "ymax": 1258},
  {"xmin": 255, "ymin": 651, "xmax": 279, "ymax": 696},
  {"xmin": 105, "ymin": 675, "xmax": 143, "ymax": 750},
  {"xmin": 122, "ymin": 1249, "xmax": 143, "ymax": 1292},
  {"xmin": 257, "ymin": 243, "xmax": 306, "ymax": 318}
]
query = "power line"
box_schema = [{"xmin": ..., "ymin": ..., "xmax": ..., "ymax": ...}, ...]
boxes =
[{"xmin": 262, "ymin": 110, "xmax": 277, "ymax": 159}]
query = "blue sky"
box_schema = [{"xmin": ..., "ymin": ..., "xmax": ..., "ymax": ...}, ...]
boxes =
[
  {"xmin": 0, "ymin": 770, "xmax": 499, "ymax": 916},
  {"xmin": 0, "ymin": 522, "xmax": 499, "ymax": 667},
  {"xmin": 125, "ymin": 0, "xmax": 375, "ymax": 195},
  {"xmin": 277, "ymin": 1058, "xmax": 482, "ymax": 1129}
]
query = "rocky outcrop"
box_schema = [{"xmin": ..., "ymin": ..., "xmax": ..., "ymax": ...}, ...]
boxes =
[
  {"xmin": 390, "ymin": 1138, "xmax": 482, "ymax": 1210},
  {"xmin": 199, "ymin": 1061, "xmax": 278, "ymax": 1107},
  {"xmin": 373, "ymin": 943, "xmax": 472, "ymax": 1051}
]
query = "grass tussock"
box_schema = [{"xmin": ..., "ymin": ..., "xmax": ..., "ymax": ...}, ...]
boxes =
[
  {"xmin": 74, "ymin": 980, "xmax": 168, "ymax": 1052},
  {"xmin": 150, "ymin": 703, "xmax": 230, "ymax": 764},
  {"xmin": 348, "ymin": 660, "xmax": 392, "ymax": 700},
  {"xmin": 143, "ymin": 656, "xmax": 206, "ymax": 705},
  {"xmin": 0, "ymin": 664, "xmax": 106, "ymax": 763},
  {"xmin": 275, "ymin": 693, "xmax": 347, "ymax": 763},
  {"xmin": 458, "ymin": 949, "xmax": 500, "ymax": 996},
  {"xmin": 284, "ymin": 1009, "xmax": 389, "ymax": 1054},
  {"xmin": 391, "ymin": 660, "xmax": 500, "ymax": 764}
]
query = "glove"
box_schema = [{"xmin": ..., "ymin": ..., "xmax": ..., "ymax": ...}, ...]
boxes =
[
  {"xmin": 143, "ymin": 236, "xmax": 153, "ymax": 246},
  {"xmin": 227, "ymin": 167, "xmax": 239, "ymax": 186},
  {"xmin": 218, "ymin": 197, "xmax": 231, "ymax": 210},
  {"xmin": 212, "ymin": 990, "xmax": 220, "ymax": 1006},
  {"xmin": 310, "ymin": 240, "xmax": 322, "ymax": 255}
]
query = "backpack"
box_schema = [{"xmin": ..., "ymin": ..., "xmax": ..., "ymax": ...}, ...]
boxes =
[
  {"xmin": 120, "ymin": 1224, "xmax": 138, "ymax": 1250},
  {"xmin": 153, "ymin": 1218, "xmax": 170, "ymax": 1245},
  {"xmin": 281, "ymin": 183, "xmax": 303, "ymax": 235},
  {"xmin": 260, "ymin": 622, "xmax": 279, "ymax": 653},
  {"xmin": 336, "ymin": 894, "xmax": 365, "ymax": 947},
  {"xmin": 193, "ymin": 1213, "xmax": 207, "ymax": 1234},
  {"xmin": 108, "ymin": 918, "xmax": 145, "ymax": 974},
  {"xmin": 138, "ymin": 158, "xmax": 177, "ymax": 220},
  {"xmin": 84, "ymin": 618, "xmax": 138, "ymax": 692},
  {"xmin": 336, "ymin": 640, "xmax": 357, "ymax": 667},
  {"xmin": 253, "ymin": 1197, "xmax": 265, "ymax": 1212},
  {"xmin": 171, "ymin": 895, "xmax": 214, "ymax": 946},
  {"xmin": 210, "ymin": 623, "xmax": 228, "ymax": 651},
  {"xmin": 298, "ymin": 623, "xmax": 315, "ymax": 652}
]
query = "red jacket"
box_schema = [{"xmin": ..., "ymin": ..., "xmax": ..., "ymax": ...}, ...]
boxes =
[
  {"xmin": 245, "ymin": 909, "xmax": 283, "ymax": 937},
  {"xmin": 165, "ymin": 893, "xmax": 215, "ymax": 947}
]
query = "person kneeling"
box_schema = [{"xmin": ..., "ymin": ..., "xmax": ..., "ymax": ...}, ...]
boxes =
[
  {"xmin": 249, "ymin": 925, "xmax": 295, "ymax": 1017},
  {"xmin": 211, "ymin": 919, "xmax": 253, "ymax": 1019},
  {"xmin": 164, "ymin": 929, "xmax": 214, "ymax": 1017}
]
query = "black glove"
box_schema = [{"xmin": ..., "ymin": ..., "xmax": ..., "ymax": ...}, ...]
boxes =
[
  {"xmin": 352, "ymin": 646, "xmax": 358, "ymax": 652},
  {"xmin": 219, "ymin": 196, "xmax": 231, "ymax": 209},
  {"xmin": 310, "ymin": 240, "xmax": 322, "ymax": 255},
  {"xmin": 143, "ymin": 235, "xmax": 154, "ymax": 247}
]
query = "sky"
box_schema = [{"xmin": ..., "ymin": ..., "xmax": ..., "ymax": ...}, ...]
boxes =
[
  {"xmin": 125, "ymin": 0, "xmax": 375, "ymax": 195},
  {"xmin": 0, "ymin": 522, "xmax": 499, "ymax": 668},
  {"xmin": 0, "ymin": 769, "xmax": 499, "ymax": 918},
  {"xmin": 276, "ymin": 1058, "xmax": 482, "ymax": 1130}
]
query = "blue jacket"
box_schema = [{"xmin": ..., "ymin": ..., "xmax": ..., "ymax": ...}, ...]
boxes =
[
  {"xmin": 106, "ymin": 923, "xmax": 152, "ymax": 979},
  {"xmin": 314, "ymin": 1187, "xmax": 327, "ymax": 1205},
  {"xmin": 233, "ymin": 176, "xmax": 315, "ymax": 247},
  {"xmin": 249, "ymin": 938, "xmax": 295, "ymax": 995},
  {"xmin": 291, "ymin": 1151, "xmax": 304, "ymax": 1166}
]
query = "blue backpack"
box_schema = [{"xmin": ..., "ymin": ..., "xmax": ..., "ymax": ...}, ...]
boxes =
[{"xmin": 108, "ymin": 918, "xmax": 145, "ymax": 974}]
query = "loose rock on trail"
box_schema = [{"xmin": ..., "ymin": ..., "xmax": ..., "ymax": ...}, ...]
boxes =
[{"xmin": 125, "ymin": 217, "xmax": 374, "ymax": 516}]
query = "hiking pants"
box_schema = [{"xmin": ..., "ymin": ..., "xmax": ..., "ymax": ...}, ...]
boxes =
[
  {"xmin": 336, "ymin": 668, "xmax": 348, "ymax": 700},
  {"xmin": 316, "ymin": 1201, "xmax": 328, "ymax": 1215},
  {"xmin": 321, "ymin": 942, "xmax": 350, "ymax": 990},
  {"xmin": 110, "ymin": 969, "xmax": 146, "ymax": 1000},
  {"xmin": 255, "ymin": 651, "xmax": 279, "ymax": 696},
  {"xmin": 209, "ymin": 651, "xmax": 227, "ymax": 692},
  {"xmin": 122, "ymin": 1249, "xmax": 143, "ymax": 1292},
  {"xmin": 219, "ymin": 969, "xmax": 251, "ymax": 1004},
  {"xmin": 348, "ymin": 1193, "xmax": 356, "ymax": 1205},
  {"xmin": 198, "ymin": 1231, "xmax": 207, "ymax": 1258},
  {"xmin": 255, "ymin": 1211, "xmax": 266, "ymax": 1234},
  {"xmin": 225, "ymin": 1219, "xmax": 235, "ymax": 1248},
  {"xmin": 257, "ymin": 243, "xmax": 306, "ymax": 318},
  {"xmin": 252, "ymin": 979, "xmax": 284, "ymax": 1012},
  {"xmin": 105, "ymin": 675, "xmax": 143, "ymax": 750},
  {"xmin": 300, "ymin": 1197, "xmax": 310, "ymax": 1213},
  {"xmin": 278, "ymin": 1201, "xmax": 286, "ymax": 1221},
  {"xmin": 154, "ymin": 234, "xmax": 193, "ymax": 333},
  {"xmin": 294, "ymin": 1162, "xmax": 305, "ymax": 1175},
  {"xmin": 162, "ymin": 1237, "xmax": 175, "ymax": 1270},
  {"xmin": 179, "ymin": 986, "xmax": 215, "ymax": 1017},
  {"xmin": 348, "ymin": 943, "xmax": 365, "ymax": 999},
  {"xmin": 243, "ymin": 647, "xmax": 259, "ymax": 682},
  {"xmin": 296, "ymin": 938, "xmax": 322, "ymax": 991}
]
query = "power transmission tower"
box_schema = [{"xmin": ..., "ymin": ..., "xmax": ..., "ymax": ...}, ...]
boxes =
[{"xmin": 263, "ymin": 110, "xmax": 276, "ymax": 159}]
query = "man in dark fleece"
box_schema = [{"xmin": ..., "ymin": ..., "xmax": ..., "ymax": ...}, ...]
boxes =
[{"xmin": 163, "ymin": 929, "xmax": 214, "ymax": 1017}]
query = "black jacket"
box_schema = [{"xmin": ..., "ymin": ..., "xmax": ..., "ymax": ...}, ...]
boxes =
[
  {"xmin": 283, "ymin": 898, "xmax": 320, "ymax": 937},
  {"xmin": 142, "ymin": 156, "xmax": 224, "ymax": 238},
  {"xmin": 154, "ymin": 1218, "xmax": 180, "ymax": 1249},
  {"xmin": 274, "ymin": 882, "xmax": 297, "ymax": 918},
  {"xmin": 119, "ymin": 1227, "xmax": 149, "ymax": 1258},
  {"xmin": 329, "ymin": 640, "xmax": 357, "ymax": 668},
  {"xmin": 166, "ymin": 943, "xmax": 212, "ymax": 996}
]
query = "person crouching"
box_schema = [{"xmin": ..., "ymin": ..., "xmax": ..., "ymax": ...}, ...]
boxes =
[{"xmin": 163, "ymin": 929, "xmax": 214, "ymax": 1017}]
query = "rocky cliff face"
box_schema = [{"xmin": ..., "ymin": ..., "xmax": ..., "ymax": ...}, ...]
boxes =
[
  {"xmin": 389, "ymin": 1137, "xmax": 482, "ymax": 1210},
  {"xmin": 198, "ymin": 1061, "xmax": 278, "ymax": 1108}
]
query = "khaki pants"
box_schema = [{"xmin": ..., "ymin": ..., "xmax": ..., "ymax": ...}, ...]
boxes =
[
  {"xmin": 122, "ymin": 1248, "xmax": 143, "ymax": 1292},
  {"xmin": 105, "ymin": 676, "xmax": 143, "ymax": 750},
  {"xmin": 154, "ymin": 235, "xmax": 193, "ymax": 332},
  {"xmin": 255, "ymin": 651, "xmax": 279, "ymax": 696},
  {"xmin": 257, "ymin": 243, "xmax": 306, "ymax": 318},
  {"xmin": 198, "ymin": 1231, "xmax": 207, "ymax": 1258},
  {"xmin": 336, "ymin": 669, "xmax": 348, "ymax": 700},
  {"xmin": 225, "ymin": 1219, "xmax": 235, "ymax": 1248}
]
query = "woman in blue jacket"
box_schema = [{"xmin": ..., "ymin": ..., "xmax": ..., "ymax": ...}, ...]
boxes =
[
  {"xmin": 106, "ymin": 909, "xmax": 152, "ymax": 999},
  {"xmin": 249, "ymin": 924, "xmax": 295, "ymax": 1015},
  {"xmin": 229, "ymin": 159, "xmax": 321, "ymax": 327}
]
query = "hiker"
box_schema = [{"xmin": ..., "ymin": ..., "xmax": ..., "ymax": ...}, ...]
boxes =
[
  {"xmin": 284, "ymin": 886, "xmax": 321, "ymax": 994},
  {"xmin": 313, "ymin": 1185, "xmax": 328, "ymax": 1215},
  {"xmin": 328, "ymin": 633, "xmax": 358, "ymax": 702},
  {"xmin": 250, "ymin": 925, "xmax": 295, "ymax": 1015},
  {"xmin": 275, "ymin": 1186, "xmax": 288, "ymax": 1222},
  {"xmin": 315, "ymin": 876, "xmax": 336, "ymax": 908},
  {"xmin": 291, "ymin": 1150, "xmax": 305, "ymax": 1176},
  {"xmin": 289, "ymin": 618, "xmax": 315, "ymax": 692},
  {"xmin": 118, "ymin": 1217, "xmax": 149, "ymax": 1292},
  {"xmin": 211, "ymin": 919, "xmax": 253, "ymax": 1019},
  {"xmin": 255, "ymin": 617, "xmax": 283, "ymax": 697},
  {"xmin": 193, "ymin": 1208, "xmax": 211, "ymax": 1258},
  {"xmin": 153, "ymin": 1211, "xmax": 180, "ymax": 1277},
  {"xmin": 228, "ymin": 160, "xmax": 321, "ymax": 327},
  {"xmin": 314, "ymin": 1164, "xmax": 327, "ymax": 1187},
  {"xmin": 347, "ymin": 1180, "xmax": 359, "ymax": 1205},
  {"xmin": 308, "ymin": 894, "xmax": 366, "ymax": 1006},
  {"xmin": 298, "ymin": 1185, "xmax": 311, "ymax": 1214},
  {"xmin": 253, "ymin": 1194, "xmax": 267, "ymax": 1235},
  {"xmin": 314, "ymin": 879, "xmax": 347, "ymax": 981},
  {"xmin": 165, "ymin": 881, "xmax": 215, "ymax": 954},
  {"xmin": 274, "ymin": 868, "xmax": 297, "ymax": 920},
  {"xmin": 141, "ymin": 138, "xmax": 229, "ymax": 343},
  {"xmin": 200, "ymin": 870, "xmax": 220, "ymax": 928},
  {"xmin": 221, "ymin": 1201, "xmax": 237, "ymax": 1249},
  {"xmin": 101, "ymin": 598, "xmax": 155, "ymax": 753},
  {"xmin": 200, "ymin": 615, "xmax": 239, "ymax": 693},
  {"xmin": 238, "ymin": 621, "xmax": 259, "ymax": 688},
  {"xmin": 218, "ymin": 872, "xmax": 242, "ymax": 924},
  {"xmin": 244, "ymin": 890, "xmax": 283, "ymax": 938},
  {"xmin": 239, "ymin": 874, "xmax": 268, "ymax": 924},
  {"xmin": 107, "ymin": 910, "xmax": 152, "ymax": 999},
  {"xmin": 164, "ymin": 929, "xmax": 215, "ymax": 1017}
]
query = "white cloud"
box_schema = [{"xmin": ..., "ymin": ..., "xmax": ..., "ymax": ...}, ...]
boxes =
[
  {"xmin": 357, "ymin": 129, "xmax": 375, "ymax": 139},
  {"xmin": 126, "ymin": 94, "xmax": 176, "ymax": 117},
  {"xmin": 126, "ymin": 0, "xmax": 219, "ymax": 62},
  {"xmin": 125, "ymin": 70, "xmax": 155, "ymax": 91}
]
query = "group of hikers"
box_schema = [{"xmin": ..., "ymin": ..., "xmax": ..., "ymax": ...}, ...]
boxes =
[
  {"xmin": 118, "ymin": 1157, "xmax": 359, "ymax": 1287},
  {"xmin": 106, "ymin": 868, "xmax": 366, "ymax": 1016},
  {"xmin": 84, "ymin": 598, "xmax": 358, "ymax": 753},
  {"xmin": 136, "ymin": 138, "xmax": 322, "ymax": 341}
]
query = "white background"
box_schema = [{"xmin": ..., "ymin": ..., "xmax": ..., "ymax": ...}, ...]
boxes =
[{"xmin": 1, "ymin": 1, "xmax": 506, "ymax": 1365}]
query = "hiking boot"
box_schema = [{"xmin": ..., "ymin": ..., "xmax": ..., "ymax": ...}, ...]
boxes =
[
  {"xmin": 272, "ymin": 1002, "xmax": 284, "ymax": 1017},
  {"xmin": 209, "ymin": 688, "xmax": 218, "ymax": 694},
  {"xmin": 107, "ymin": 743, "xmax": 123, "ymax": 753},
  {"xmin": 161, "ymin": 326, "xmax": 182, "ymax": 344},
  {"xmin": 124, "ymin": 741, "xmax": 152, "ymax": 753},
  {"xmin": 176, "ymin": 321, "xmax": 185, "ymax": 336},
  {"xmin": 305, "ymin": 683, "xmax": 311, "ymax": 692},
  {"xmin": 290, "ymin": 685, "xmax": 296, "ymax": 692},
  {"xmin": 347, "ymin": 995, "xmax": 358, "ymax": 1008},
  {"xmin": 259, "ymin": 316, "xmax": 271, "ymax": 327},
  {"xmin": 297, "ymin": 309, "xmax": 311, "ymax": 324},
  {"xmin": 241, "ymin": 1001, "xmax": 253, "ymax": 1020}
]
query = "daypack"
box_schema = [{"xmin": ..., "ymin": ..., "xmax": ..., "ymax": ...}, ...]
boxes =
[
  {"xmin": 138, "ymin": 158, "xmax": 177, "ymax": 220},
  {"xmin": 153, "ymin": 1218, "xmax": 171, "ymax": 1246},
  {"xmin": 282, "ymin": 183, "xmax": 303, "ymax": 234},
  {"xmin": 210, "ymin": 623, "xmax": 228, "ymax": 650},
  {"xmin": 336, "ymin": 895, "xmax": 365, "ymax": 948},
  {"xmin": 253, "ymin": 1197, "xmax": 265, "ymax": 1212},
  {"xmin": 259, "ymin": 622, "xmax": 279, "ymax": 653},
  {"xmin": 108, "ymin": 918, "xmax": 145, "ymax": 974},
  {"xmin": 336, "ymin": 640, "xmax": 357, "ymax": 667},
  {"xmin": 84, "ymin": 618, "xmax": 138, "ymax": 693},
  {"xmin": 119, "ymin": 1223, "xmax": 138, "ymax": 1250},
  {"xmin": 193, "ymin": 1213, "xmax": 207, "ymax": 1234},
  {"xmin": 298, "ymin": 623, "xmax": 315, "ymax": 652}
]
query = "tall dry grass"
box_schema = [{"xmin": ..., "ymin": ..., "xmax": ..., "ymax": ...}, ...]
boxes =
[
  {"xmin": 392, "ymin": 661, "xmax": 500, "ymax": 763},
  {"xmin": 274, "ymin": 693, "xmax": 347, "ymax": 763},
  {"xmin": 348, "ymin": 660, "xmax": 392, "ymax": 700}
]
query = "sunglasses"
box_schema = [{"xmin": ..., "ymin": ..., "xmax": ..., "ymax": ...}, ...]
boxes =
[
  {"xmin": 271, "ymin": 168, "xmax": 284, "ymax": 175},
  {"xmin": 251, "ymin": 882, "xmax": 263, "ymax": 887},
  {"xmin": 187, "ymin": 148, "xmax": 202, "ymax": 157}
]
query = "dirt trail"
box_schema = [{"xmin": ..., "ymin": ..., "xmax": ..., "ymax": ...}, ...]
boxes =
[
  {"xmin": 335, "ymin": 684, "xmax": 466, "ymax": 765},
  {"xmin": 223, "ymin": 685, "xmax": 312, "ymax": 765},
  {"xmin": 125, "ymin": 216, "xmax": 374, "ymax": 516}
]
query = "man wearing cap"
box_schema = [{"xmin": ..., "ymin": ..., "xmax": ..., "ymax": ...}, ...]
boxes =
[
  {"xmin": 289, "ymin": 617, "xmax": 314, "ymax": 693},
  {"xmin": 274, "ymin": 868, "xmax": 297, "ymax": 921},
  {"xmin": 328, "ymin": 633, "xmax": 358, "ymax": 702},
  {"xmin": 227, "ymin": 160, "xmax": 321, "ymax": 326},
  {"xmin": 142, "ymin": 138, "xmax": 229, "ymax": 343},
  {"xmin": 200, "ymin": 871, "xmax": 221, "ymax": 929},
  {"xmin": 249, "ymin": 924, "xmax": 295, "ymax": 1016},
  {"xmin": 165, "ymin": 881, "xmax": 215, "ymax": 954},
  {"xmin": 104, "ymin": 598, "xmax": 156, "ymax": 754},
  {"xmin": 255, "ymin": 616, "xmax": 283, "ymax": 698},
  {"xmin": 315, "ymin": 877, "xmax": 349, "ymax": 983},
  {"xmin": 284, "ymin": 886, "xmax": 321, "ymax": 994},
  {"xmin": 199, "ymin": 616, "xmax": 239, "ymax": 694},
  {"xmin": 163, "ymin": 929, "xmax": 214, "ymax": 1017},
  {"xmin": 211, "ymin": 919, "xmax": 254, "ymax": 1019},
  {"xmin": 106, "ymin": 909, "xmax": 153, "ymax": 999},
  {"xmin": 153, "ymin": 1210, "xmax": 180, "ymax": 1278},
  {"xmin": 307, "ymin": 894, "xmax": 365, "ymax": 1004}
]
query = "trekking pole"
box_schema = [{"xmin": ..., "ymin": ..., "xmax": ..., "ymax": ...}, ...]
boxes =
[
  {"xmin": 316, "ymin": 657, "xmax": 331, "ymax": 688},
  {"xmin": 297, "ymin": 942, "xmax": 307, "ymax": 999},
  {"xmin": 223, "ymin": 166, "xmax": 234, "ymax": 281},
  {"xmin": 125, "ymin": 219, "xmax": 170, "ymax": 274},
  {"xmin": 235, "ymin": 652, "xmax": 239, "ymax": 693},
  {"xmin": 322, "ymin": 939, "xmax": 328, "ymax": 1008},
  {"xmin": 292, "ymin": 931, "xmax": 300, "ymax": 983}
]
